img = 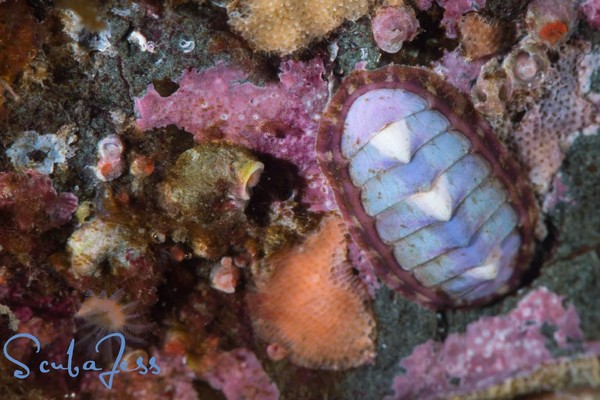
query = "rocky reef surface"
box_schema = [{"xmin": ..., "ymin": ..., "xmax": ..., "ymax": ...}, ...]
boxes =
[{"xmin": 1, "ymin": 0, "xmax": 600, "ymax": 399}]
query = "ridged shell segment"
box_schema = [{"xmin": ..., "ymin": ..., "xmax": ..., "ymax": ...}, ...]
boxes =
[{"xmin": 317, "ymin": 66, "xmax": 537, "ymax": 308}]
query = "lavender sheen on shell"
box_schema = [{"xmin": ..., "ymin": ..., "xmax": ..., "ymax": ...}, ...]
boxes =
[{"xmin": 317, "ymin": 66, "xmax": 536, "ymax": 308}]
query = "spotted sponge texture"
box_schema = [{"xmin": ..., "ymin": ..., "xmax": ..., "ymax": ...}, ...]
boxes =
[
  {"xmin": 458, "ymin": 13, "xmax": 513, "ymax": 60},
  {"xmin": 227, "ymin": 0, "xmax": 373, "ymax": 54},
  {"xmin": 248, "ymin": 214, "xmax": 376, "ymax": 370}
]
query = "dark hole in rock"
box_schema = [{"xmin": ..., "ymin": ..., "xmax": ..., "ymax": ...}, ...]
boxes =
[
  {"xmin": 27, "ymin": 149, "xmax": 47, "ymax": 162},
  {"xmin": 520, "ymin": 215, "xmax": 559, "ymax": 289},
  {"xmin": 513, "ymin": 109, "xmax": 526, "ymax": 124},
  {"xmin": 152, "ymin": 77, "xmax": 180, "ymax": 97},
  {"xmin": 548, "ymin": 50, "xmax": 560, "ymax": 64},
  {"xmin": 245, "ymin": 154, "xmax": 300, "ymax": 226}
]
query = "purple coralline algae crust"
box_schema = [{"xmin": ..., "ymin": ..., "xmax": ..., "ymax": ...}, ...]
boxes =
[
  {"xmin": 388, "ymin": 288, "xmax": 595, "ymax": 399},
  {"xmin": 201, "ymin": 348, "xmax": 280, "ymax": 400},
  {"xmin": 580, "ymin": 0, "xmax": 600, "ymax": 29},
  {"xmin": 436, "ymin": 0, "xmax": 486, "ymax": 38},
  {"xmin": 415, "ymin": 0, "xmax": 434, "ymax": 11},
  {"xmin": 135, "ymin": 59, "xmax": 334, "ymax": 212},
  {"xmin": 432, "ymin": 49, "xmax": 485, "ymax": 94},
  {"xmin": 79, "ymin": 350, "xmax": 199, "ymax": 399}
]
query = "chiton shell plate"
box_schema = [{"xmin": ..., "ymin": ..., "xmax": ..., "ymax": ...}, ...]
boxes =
[{"xmin": 317, "ymin": 66, "xmax": 537, "ymax": 308}]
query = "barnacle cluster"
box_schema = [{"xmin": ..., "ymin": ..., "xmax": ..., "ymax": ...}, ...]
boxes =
[{"xmin": 65, "ymin": 141, "xmax": 265, "ymax": 297}]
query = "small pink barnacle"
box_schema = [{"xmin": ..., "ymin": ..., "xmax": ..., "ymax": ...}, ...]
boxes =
[
  {"xmin": 266, "ymin": 343, "xmax": 288, "ymax": 361},
  {"xmin": 129, "ymin": 154, "xmax": 155, "ymax": 179},
  {"xmin": 372, "ymin": 4, "xmax": 419, "ymax": 54},
  {"xmin": 95, "ymin": 134, "xmax": 125, "ymax": 182},
  {"xmin": 209, "ymin": 257, "xmax": 240, "ymax": 294}
]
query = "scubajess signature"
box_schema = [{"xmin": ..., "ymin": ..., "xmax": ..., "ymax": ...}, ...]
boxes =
[{"xmin": 2, "ymin": 332, "xmax": 160, "ymax": 389}]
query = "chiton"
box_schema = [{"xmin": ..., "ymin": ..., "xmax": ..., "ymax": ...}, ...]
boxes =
[{"xmin": 317, "ymin": 66, "xmax": 537, "ymax": 308}]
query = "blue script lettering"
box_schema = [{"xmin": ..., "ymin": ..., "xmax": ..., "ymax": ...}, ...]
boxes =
[
  {"xmin": 82, "ymin": 360, "xmax": 102, "ymax": 371},
  {"xmin": 149, "ymin": 356, "xmax": 161, "ymax": 375},
  {"xmin": 97, "ymin": 332, "xmax": 126, "ymax": 389},
  {"xmin": 39, "ymin": 360, "xmax": 50, "ymax": 373},
  {"xmin": 3, "ymin": 333, "xmax": 41, "ymax": 379},
  {"xmin": 1, "ymin": 332, "xmax": 160, "ymax": 388},
  {"xmin": 136, "ymin": 356, "xmax": 149, "ymax": 375},
  {"xmin": 48, "ymin": 340, "xmax": 80, "ymax": 378}
]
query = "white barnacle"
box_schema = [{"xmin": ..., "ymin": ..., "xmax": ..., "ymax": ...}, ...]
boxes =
[
  {"xmin": 128, "ymin": 30, "xmax": 156, "ymax": 53},
  {"xmin": 179, "ymin": 39, "xmax": 195, "ymax": 53}
]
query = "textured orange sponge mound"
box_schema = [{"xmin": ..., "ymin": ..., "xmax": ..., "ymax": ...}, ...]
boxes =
[
  {"xmin": 248, "ymin": 214, "xmax": 376, "ymax": 370},
  {"xmin": 458, "ymin": 13, "xmax": 514, "ymax": 60},
  {"xmin": 227, "ymin": 0, "xmax": 373, "ymax": 54}
]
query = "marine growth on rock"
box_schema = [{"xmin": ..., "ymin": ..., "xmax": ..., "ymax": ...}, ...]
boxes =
[{"xmin": 2, "ymin": 0, "xmax": 600, "ymax": 398}]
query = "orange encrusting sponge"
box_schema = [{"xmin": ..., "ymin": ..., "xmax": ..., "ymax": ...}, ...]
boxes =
[{"xmin": 248, "ymin": 214, "xmax": 376, "ymax": 370}]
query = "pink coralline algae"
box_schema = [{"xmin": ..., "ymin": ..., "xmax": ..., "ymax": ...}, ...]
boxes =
[
  {"xmin": 389, "ymin": 288, "xmax": 594, "ymax": 399},
  {"xmin": 79, "ymin": 349, "xmax": 198, "ymax": 400},
  {"xmin": 201, "ymin": 348, "xmax": 279, "ymax": 400},
  {"xmin": 135, "ymin": 59, "xmax": 334, "ymax": 212},
  {"xmin": 414, "ymin": 0, "xmax": 434, "ymax": 11},
  {"xmin": 432, "ymin": 49, "xmax": 484, "ymax": 94},
  {"xmin": 436, "ymin": 0, "xmax": 486, "ymax": 38},
  {"xmin": 372, "ymin": 5, "xmax": 419, "ymax": 54},
  {"xmin": 580, "ymin": 0, "xmax": 600, "ymax": 29}
]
